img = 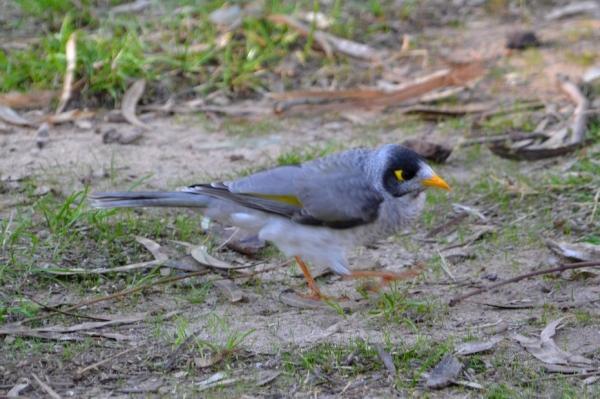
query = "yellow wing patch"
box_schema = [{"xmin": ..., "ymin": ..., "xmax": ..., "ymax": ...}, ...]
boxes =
[{"xmin": 254, "ymin": 194, "xmax": 303, "ymax": 206}]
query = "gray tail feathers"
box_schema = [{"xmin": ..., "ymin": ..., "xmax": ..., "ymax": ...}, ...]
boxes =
[{"xmin": 89, "ymin": 191, "xmax": 210, "ymax": 209}]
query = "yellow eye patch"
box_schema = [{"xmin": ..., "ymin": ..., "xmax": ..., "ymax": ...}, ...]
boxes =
[{"xmin": 394, "ymin": 170, "xmax": 404, "ymax": 181}]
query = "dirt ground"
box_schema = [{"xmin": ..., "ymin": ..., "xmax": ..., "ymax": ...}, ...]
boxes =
[{"xmin": 2, "ymin": 2, "xmax": 600, "ymax": 399}]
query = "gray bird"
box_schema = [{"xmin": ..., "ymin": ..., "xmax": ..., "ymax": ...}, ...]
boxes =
[{"xmin": 89, "ymin": 144, "xmax": 451, "ymax": 299}]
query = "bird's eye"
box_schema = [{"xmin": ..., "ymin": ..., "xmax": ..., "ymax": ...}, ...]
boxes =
[
  {"xmin": 402, "ymin": 170, "xmax": 416, "ymax": 180},
  {"xmin": 394, "ymin": 170, "xmax": 405, "ymax": 181},
  {"xmin": 395, "ymin": 169, "xmax": 416, "ymax": 182}
]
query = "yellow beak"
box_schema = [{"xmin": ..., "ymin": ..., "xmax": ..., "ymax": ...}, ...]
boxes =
[{"xmin": 421, "ymin": 174, "xmax": 452, "ymax": 191}]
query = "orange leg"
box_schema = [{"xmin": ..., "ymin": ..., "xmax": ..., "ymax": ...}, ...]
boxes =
[
  {"xmin": 344, "ymin": 262, "xmax": 426, "ymax": 289},
  {"xmin": 294, "ymin": 256, "xmax": 325, "ymax": 301}
]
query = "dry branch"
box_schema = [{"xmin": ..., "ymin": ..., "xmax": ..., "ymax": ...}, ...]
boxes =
[
  {"xmin": 557, "ymin": 74, "xmax": 589, "ymax": 143},
  {"xmin": 17, "ymin": 260, "xmax": 292, "ymax": 326},
  {"xmin": 56, "ymin": 32, "xmax": 77, "ymax": 114},
  {"xmin": 270, "ymin": 62, "xmax": 483, "ymax": 114},
  {"xmin": 267, "ymin": 14, "xmax": 382, "ymax": 60},
  {"xmin": 31, "ymin": 373, "xmax": 61, "ymax": 399},
  {"xmin": 122, "ymin": 79, "xmax": 151, "ymax": 131},
  {"xmin": 449, "ymin": 261, "xmax": 600, "ymax": 306},
  {"xmin": 77, "ymin": 344, "xmax": 145, "ymax": 375},
  {"xmin": 0, "ymin": 91, "xmax": 61, "ymax": 109}
]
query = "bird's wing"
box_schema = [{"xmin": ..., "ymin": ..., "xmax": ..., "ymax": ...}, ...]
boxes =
[
  {"xmin": 183, "ymin": 165, "xmax": 303, "ymax": 217},
  {"xmin": 293, "ymin": 150, "xmax": 384, "ymax": 228},
  {"xmin": 226, "ymin": 165, "xmax": 302, "ymax": 205},
  {"xmin": 185, "ymin": 153, "xmax": 384, "ymax": 229}
]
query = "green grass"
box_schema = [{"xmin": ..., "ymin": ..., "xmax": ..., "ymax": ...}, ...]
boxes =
[
  {"xmin": 2, "ymin": 2, "xmax": 600, "ymax": 397},
  {"xmin": 2, "ymin": 132, "xmax": 599, "ymax": 398},
  {"xmin": 4, "ymin": 1, "xmax": 290, "ymax": 103},
  {"xmin": 3, "ymin": 0, "xmax": 401, "ymax": 106}
]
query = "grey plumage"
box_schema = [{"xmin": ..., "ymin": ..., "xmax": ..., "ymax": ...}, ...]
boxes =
[{"xmin": 89, "ymin": 144, "xmax": 451, "ymax": 276}]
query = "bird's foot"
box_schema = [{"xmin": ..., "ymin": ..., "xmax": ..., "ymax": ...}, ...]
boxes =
[
  {"xmin": 346, "ymin": 262, "xmax": 426, "ymax": 288},
  {"xmin": 295, "ymin": 291, "xmax": 329, "ymax": 301}
]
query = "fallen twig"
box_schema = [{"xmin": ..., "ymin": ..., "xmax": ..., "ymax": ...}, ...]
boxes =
[
  {"xmin": 122, "ymin": 79, "xmax": 151, "ymax": 131},
  {"xmin": 20, "ymin": 294, "xmax": 115, "ymax": 322},
  {"xmin": 557, "ymin": 74, "xmax": 589, "ymax": 143},
  {"xmin": 545, "ymin": 1, "xmax": 600, "ymax": 21},
  {"xmin": 31, "ymin": 373, "xmax": 61, "ymax": 399},
  {"xmin": 55, "ymin": 32, "xmax": 76, "ymax": 115},
  {"xmin": 19, "ymin": 260, "xmax": 292, "ymax": 325},
  {"xmin": 373, "ymin": 343, "xmax": 396, "ymax": 376},
  {"xmin": 426, "ymin": 213, "xmax": 468, "ymax": 238},
  {"xmin": 459, "ymin": 132, "xmax": 549, "ymax": 147},
  {"xmin": 449, "ymin": 261, "xmax": 600, "ymax": 307},
  {"xmin": 270, "ymin": 62, "xmax": 483, "ymax": 114},
  {"xmin": 163, "ymin": 327, "xmax": 203, "ymax": 370},
  {"xmin": 77, "ymin": 344, "xmax": 145, "ymax": 375},
  {"xmin": 523, "ymin": 369, "xmax": 600, "ymax": 383},
  {"xmin": 267, "ymin": 14, "xmax": 382, "ymax": 60}
]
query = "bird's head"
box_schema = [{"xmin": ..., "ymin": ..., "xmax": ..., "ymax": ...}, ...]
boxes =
[{"xmin": 374, "ymin": 144, "xmax": 452, "ymax": 197}]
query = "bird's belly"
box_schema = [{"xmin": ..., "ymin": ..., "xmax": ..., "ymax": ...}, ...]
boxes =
[{"xmin": 227, "ymin": 192, "xmax": 426, "ymax": 276}]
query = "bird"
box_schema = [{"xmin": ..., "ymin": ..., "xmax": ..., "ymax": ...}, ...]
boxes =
[{"xmin": 89, "ymin": 144, "xmax": 451, "ymax": 300}]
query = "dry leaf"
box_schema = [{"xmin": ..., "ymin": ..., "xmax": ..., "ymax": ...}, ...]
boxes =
[
  {"xmin": 196, "ymin": 372, "xmax": 225, "ymax": 386},
  {"xmin": 454, "ymin": 337, "xmax": 503, "ymax": 356},
  {"xmin": 513, "ymin": 316, "xmax": 595, "ymax": 365},
  {"xmin": 546, "ymin": 240, "xmax": 600, "ymax": 262},
  {"xmin": 212, "ymin": 278, "xmax": 243, "ymax": 302},
  {"xmin": 257, "ymin": 370, "xmax": 282, "ymax": 386},
  {"xmin": 425, "ymin": 354, "xmax": 463, "ymax": 390},
  {"xmin": 0, "ymin": 103, "xmax": 37, "ymax": 127},
  {"xmin": 135, "ymin": 236, "xmax": 169, "ymax": 263},
  {"xmin": 195, "ymin": 372, "xmax": 240, "ymax": 391},
  {"xmin": 165, "ymin": 255, "xmax": 207, "ymax": 272},
  {"xmin": 7, "ymin": 377, "xmax": 30, "ymax": 397},
  {"xmin": 56, "ymin": 32, "xmax": 77, "ymax": 114},
  {"xmin": 122, "ymin": 79, "xmax": 151, "ymax": 130},
  {"xmin": 373, "ymin": 343, "xmax": 396, "ymax": 376},
  {"xmin": 191, "ymin": 246, "xmax": 247, "ymax": 269},
  {"xmin": 453, "ymin": 380, "xmax": 484, "ymax": 389},
  {"xmin": 278, "ymin": 289, "xmax": 332, "ymax": 309},
  {"xmin": 194, "ymin": 352, "xmax": 225, "ymax": 368},
  {"xmin": 42, "ymin": 109, "xmax": 97, "ymax": 125}
]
